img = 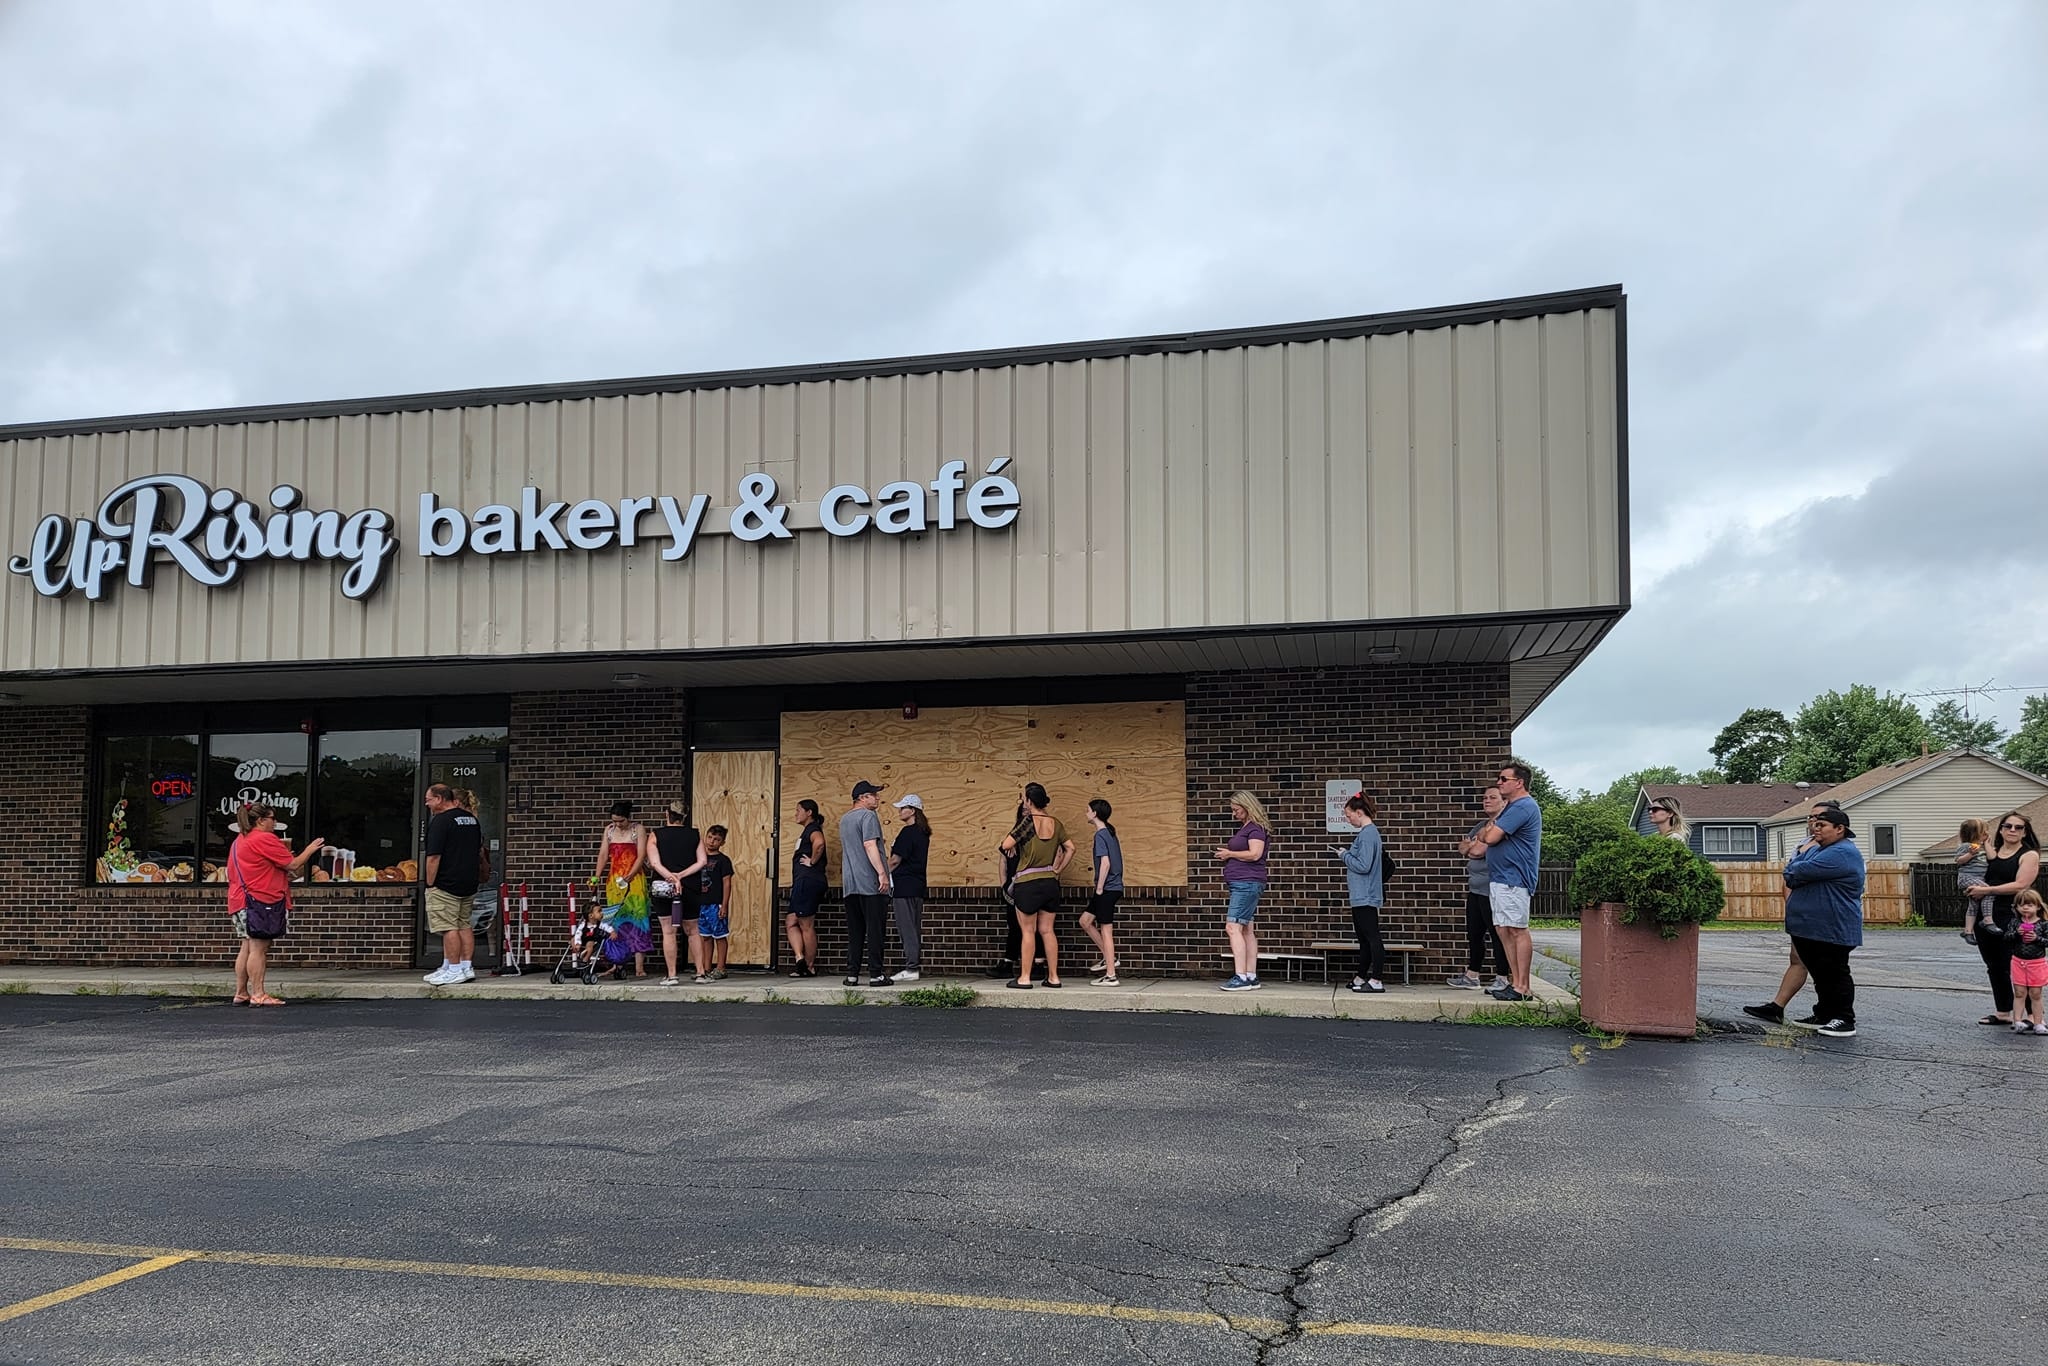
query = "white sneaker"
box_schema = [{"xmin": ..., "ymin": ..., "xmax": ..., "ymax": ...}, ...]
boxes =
[
  {"xmin": 891, "ymin": 969, "xmax": 921, "ymax": 982},
  {"xmin": 460, "ymin": 965, "xmax": 477, "ymax": 983},
  {"xmin": 423, "ymin": 965, "xmax": 461, "ymax": 985}
]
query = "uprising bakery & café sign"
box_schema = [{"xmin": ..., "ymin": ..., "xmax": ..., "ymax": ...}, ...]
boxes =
[{"xmin": 6, "ymin": 460, "xmax": 1022, "ymax": 603}]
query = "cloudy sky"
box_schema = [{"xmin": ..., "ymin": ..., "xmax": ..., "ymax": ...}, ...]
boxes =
[{"xmin": 2, "ymin": 1, "xmax": 2042, "ymax": 790}]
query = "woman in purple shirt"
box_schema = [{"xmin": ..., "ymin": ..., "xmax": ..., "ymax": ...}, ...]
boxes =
[{"xmin": 1215, "ymin": 790, "xmax": 1272, "ymax": 991}]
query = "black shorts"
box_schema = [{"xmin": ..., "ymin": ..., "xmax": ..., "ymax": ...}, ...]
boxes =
[
  {"xmin": 1085, "ymin": 891, "xmax": 1121, "ymax": 925},
  {"xmin": 1013, "ymin": 879, "xmax": 1062, "ymax": 916},
  {"xmin": 655, "ymin": 894, "xmax": 700, "ymax": 926},
  {"xmin": 788, "ymin": 878, "xmax": 825, "ymax": 919}
]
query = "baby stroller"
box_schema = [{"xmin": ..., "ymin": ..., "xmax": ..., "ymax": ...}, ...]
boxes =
[{"xmin": 549, "ymin": 911, "xmax": 614, "ymax": 985}]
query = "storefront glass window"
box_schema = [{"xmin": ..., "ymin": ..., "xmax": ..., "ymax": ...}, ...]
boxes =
[
  {"xmin": 317, "ymin": 730, "xmax": 420, "ymax": 885},
  {"xmin": 202, "ymin": 734, "xmax": 312, "ymax": 872},
  {"xmin": 96, "ymin": 735, "xmax": 200, "ymax": 883},
  {"xmin": 430, "ymin": 725, "xmax": 508, "ymax": 751}
]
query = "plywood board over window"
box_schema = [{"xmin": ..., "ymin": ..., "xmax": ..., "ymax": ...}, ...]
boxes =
[{"xmin": 779, "ymin": 701, "xmax": 1186, "ymax": 888}]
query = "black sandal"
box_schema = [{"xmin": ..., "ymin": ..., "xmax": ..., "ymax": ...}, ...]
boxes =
[
  {"xmin": 1980, "ymin": 1014, "xmax": 2010, "ymax": 1025},
  {"xmin": 1007, "ymin": 980, "xmax": 1034, "ymax": 990}
]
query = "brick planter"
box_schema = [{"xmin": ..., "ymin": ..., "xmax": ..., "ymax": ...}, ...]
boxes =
[{"xmin": 1579, "ymin": 902, "xmax": 1699, "ymax": 1038}]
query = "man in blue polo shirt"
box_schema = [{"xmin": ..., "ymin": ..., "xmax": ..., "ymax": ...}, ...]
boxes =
[{"xmin": 1472, "ymin": 759, "xmax": 1542, "ymax": 1002}]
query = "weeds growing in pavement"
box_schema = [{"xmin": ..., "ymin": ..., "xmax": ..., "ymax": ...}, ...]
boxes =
[
  {"xmin": 0, "ymin": 982, "xmax": 28, "ymax": 994},
  {"xmin": 1246, "ymin": 1005, "xmax": 1287, "ymax": 1017},
  {"xmin": 899, "ymin": 985, "xmax": 978, "ymax": 1008},
  {"xmin": 1456, "ymin": 999, "xmax": 1623, "ymax": 1046},
  {"xmin": 761, "ymin": 989, "xmax": 793, "ymax": 1005},
  {"xmin": 838, "ymin": 989, "xmax": 869, "ymax": 1006}
]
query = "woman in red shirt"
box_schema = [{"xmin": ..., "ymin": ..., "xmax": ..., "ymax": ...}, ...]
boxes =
[{"xmin": 229, "ymin": 803, "xmax": 324, "ymax": 1006}]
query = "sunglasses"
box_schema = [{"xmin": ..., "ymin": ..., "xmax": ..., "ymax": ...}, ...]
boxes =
[{"xmin": 2002, "ymin": 821, "xmax": 2028, "ymax": 831}]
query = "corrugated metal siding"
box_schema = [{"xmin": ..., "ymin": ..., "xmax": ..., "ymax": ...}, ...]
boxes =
[{"xmin": 1, "ymin": 310, "xmax": 1623, "ymax": 673}]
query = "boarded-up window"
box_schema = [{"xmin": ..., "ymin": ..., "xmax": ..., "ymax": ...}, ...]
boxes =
[{"xmin": 779, "ymin": 701, "xmax": 1186, "ymax": 888}]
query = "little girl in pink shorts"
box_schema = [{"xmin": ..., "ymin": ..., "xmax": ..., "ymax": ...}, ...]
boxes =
[{"xmin": 2008, "ymin": 889, "xmax": 2048, "ymax": 1035}]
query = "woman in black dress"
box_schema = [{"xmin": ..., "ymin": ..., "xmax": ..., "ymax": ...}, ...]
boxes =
[{"xmin": 1974, "ymin": 810, "xmax": 2041, "ymax": 1026}]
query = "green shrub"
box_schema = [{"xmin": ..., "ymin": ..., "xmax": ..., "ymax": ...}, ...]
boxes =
[{"xmin": 1567, "ymin": 834, "xmax": 1725, "ymax": 939}]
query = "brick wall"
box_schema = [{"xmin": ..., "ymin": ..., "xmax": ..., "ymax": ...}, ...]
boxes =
[
  {"xmin": 1182, "ymin": 662, "xmax": 1511, "ymax": 980},
  {"xmin": 0, "ymin": 706, "xmax": 91, "ymax": 966},
  {"xmin": 504, "ymin": 688, "xmax": 689, "ymax": 963},
  {"xmin": 3, "ymin": 669, "xmax": 1510, "ymax": 980},
  {"xmin": 803, "ymin": 885, "xmax": 1189, "ymax": 981}
]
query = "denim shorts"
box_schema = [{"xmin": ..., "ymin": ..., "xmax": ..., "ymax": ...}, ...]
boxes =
[{"xmin": 1225, "ymin": 882, "xmax": 1265, "ymax": 924}]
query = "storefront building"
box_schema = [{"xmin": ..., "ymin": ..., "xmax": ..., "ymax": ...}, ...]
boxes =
[{"xmin": 0, "ymin": 285, "xmax": 1628, "ymax": 978}]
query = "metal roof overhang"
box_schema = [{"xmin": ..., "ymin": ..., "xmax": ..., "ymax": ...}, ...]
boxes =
[{"xmin": 0, "ymin": 606, "xmax": 1620, "ymax": 726}]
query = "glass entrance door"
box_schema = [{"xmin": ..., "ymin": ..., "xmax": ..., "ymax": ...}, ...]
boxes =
[{"xmin": 420, "ymin": 757, "xmax": 507, "ymax": 969}]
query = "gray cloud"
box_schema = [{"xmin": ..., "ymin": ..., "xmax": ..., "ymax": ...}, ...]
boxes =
[{"xmin": 1, "ymin": 0, "xmax": 2043, "ymax": 789}]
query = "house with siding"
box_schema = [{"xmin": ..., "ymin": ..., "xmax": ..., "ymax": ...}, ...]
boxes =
[
  {"xmin": 1629, "ymin": 782, "xmax": 1835, "ymax": 862},
  {"xmin": 1915, "ymin": 788, "xmax": 2048, "ymax": 859},
  {"xmin": 1759, "ymin": 749, "xmax": 2048, "ymax": 862}
]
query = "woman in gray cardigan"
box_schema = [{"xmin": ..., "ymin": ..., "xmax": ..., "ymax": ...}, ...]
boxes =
[{"xmin": 1338, "ymin": 792, "xmax": 1388, "ymax": 993}]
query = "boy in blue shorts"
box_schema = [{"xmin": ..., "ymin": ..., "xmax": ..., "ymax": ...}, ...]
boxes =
[{"xmin": 696, "ymin": 826, "xmax": 736, "ymax": 981}]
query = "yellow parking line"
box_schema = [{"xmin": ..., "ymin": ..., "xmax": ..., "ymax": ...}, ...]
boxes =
[
  {"xmin": 0, "ymin": 1254, "xmax": 190, "ymax": 1323},
  {"xmin": 0, "ymin": 1236, "xmax": 1898, "ymax": 1366}
]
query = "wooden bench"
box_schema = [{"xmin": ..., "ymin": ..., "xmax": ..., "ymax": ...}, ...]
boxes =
[
  {"xmin": 1308, "ymin": 940, "xmax": 1427, "ymax": 986},
  {"xmin": 1217, "ymin": 950, "xmax": 1327, "ymax": 983}
]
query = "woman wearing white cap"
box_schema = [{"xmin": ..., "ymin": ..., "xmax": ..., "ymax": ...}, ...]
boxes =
[{"xmin": 890, "ymin": 794, "xmax": 932, "ymax": 981}]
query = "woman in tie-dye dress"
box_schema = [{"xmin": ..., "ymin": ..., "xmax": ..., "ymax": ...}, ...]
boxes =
[{"xmin": 592, "ymin": 800, "xmax": 653, "ymax": 978}]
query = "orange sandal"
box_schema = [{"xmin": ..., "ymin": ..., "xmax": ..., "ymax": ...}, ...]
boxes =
[
  {"xmin": 231, "ymin": 994, "xmax": 250, "ymax": 1005},
  {"xmin": 248, "ymin": 994, "xmax": 286, "ymax": 1007}
]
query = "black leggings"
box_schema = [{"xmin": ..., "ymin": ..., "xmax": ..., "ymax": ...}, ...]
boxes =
[
  {"xmin": 1977, "ymin": 909, "xmax": 2016, "ymax": 1014},
  {"xmin": 1465, "ymin": 892, "xmax": 1506, "ymax": 977},
  {"xmin": 1352, "ymin": 905, "xmax": 1385, "ymax": 981}
]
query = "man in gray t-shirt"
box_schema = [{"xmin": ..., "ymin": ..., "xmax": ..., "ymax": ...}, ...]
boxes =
[{"xmin": 839, "ymin": 781, "xmax": 892, "ymax": 985}]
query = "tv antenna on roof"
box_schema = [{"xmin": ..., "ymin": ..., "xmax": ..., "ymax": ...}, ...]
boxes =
[{"xmin": 1907, "ymin": 680, "xmax": 2048, "ymax": 720}]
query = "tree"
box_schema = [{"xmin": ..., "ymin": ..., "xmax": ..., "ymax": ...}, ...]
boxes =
[
  {"xmin": 1780, "ymin": 686, "xmax": 1930, "ymax": 784},
  {"xmin": 2004, "ymin": 695, "xmax": 2048, "ymax": 776},
  {"xmin": 1710, "ymin": 708, "xmax": 1794, "ymax": 784},
  {"xmin": 1539, "ymin": 798, "xmax": 1635, "ymax": 867},
  {"xmin": 1523, "ymin": 762, "xmax": 1565, "ymax": 807},
  {"xmin": 1601, "ymin": 766, "xmax": 1688, "ymax": 810},
  {"xmin": 1925, "ymin": 699, "xmax": 2006, "ymax": 752}
]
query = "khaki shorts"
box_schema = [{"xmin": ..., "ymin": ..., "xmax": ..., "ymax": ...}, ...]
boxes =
[
  {"xmin": 425, "ymin": 887, "xmax": 467, "ymax": 933},
  {"xmin": 1488, "ymin": 882, "xmax": 1532, "ymax": 930}
]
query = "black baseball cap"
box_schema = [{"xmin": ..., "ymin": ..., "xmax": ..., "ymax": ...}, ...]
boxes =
[{"xmin": 851, "ymin": 780, "xmax": 884, "ymax": 800}]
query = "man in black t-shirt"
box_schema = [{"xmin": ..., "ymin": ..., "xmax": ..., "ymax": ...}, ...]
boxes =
[{"xmin": 423, "ymin": 783, "xmax": 485, "ymax": 986}]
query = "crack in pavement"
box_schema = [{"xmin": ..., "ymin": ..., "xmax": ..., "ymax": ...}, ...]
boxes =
[{"xmin": 1228, "ymin": 1043, "xmax": 1594, "ymax": 1365}]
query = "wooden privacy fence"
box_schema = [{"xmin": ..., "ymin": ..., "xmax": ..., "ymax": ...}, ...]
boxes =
[
  {"xmin": 1711, "ymin": 860, "xmax": 1913, "ymax": 924},
  {"xmin": 1530, "ymin": 866, "xmax": 1574, "ymax": 920}
]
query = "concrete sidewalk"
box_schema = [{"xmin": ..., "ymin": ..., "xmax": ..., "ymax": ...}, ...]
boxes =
[{"xmin": 0, "ymin": 963, "xmax": 1574, "ymax": 1021}]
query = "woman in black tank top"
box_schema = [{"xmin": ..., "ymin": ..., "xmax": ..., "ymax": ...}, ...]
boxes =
[
  {"xmin": 647, "ymin": 802, "xmax": 705, "ymax": 986},
  {"xmin": 1974, "ymin": 811, "xmax": 2041, "ymax": 1024}
]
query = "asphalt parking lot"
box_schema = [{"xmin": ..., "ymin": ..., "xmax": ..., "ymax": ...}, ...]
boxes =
[{"xmin": 0, "ymin": 976, "xmax": 2036, "ymax": 1365}]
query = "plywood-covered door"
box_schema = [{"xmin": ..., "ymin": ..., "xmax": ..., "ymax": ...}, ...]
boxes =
[{"xmin": 691, "ymin": 750, "xmax": 777, "ymax": 968}]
